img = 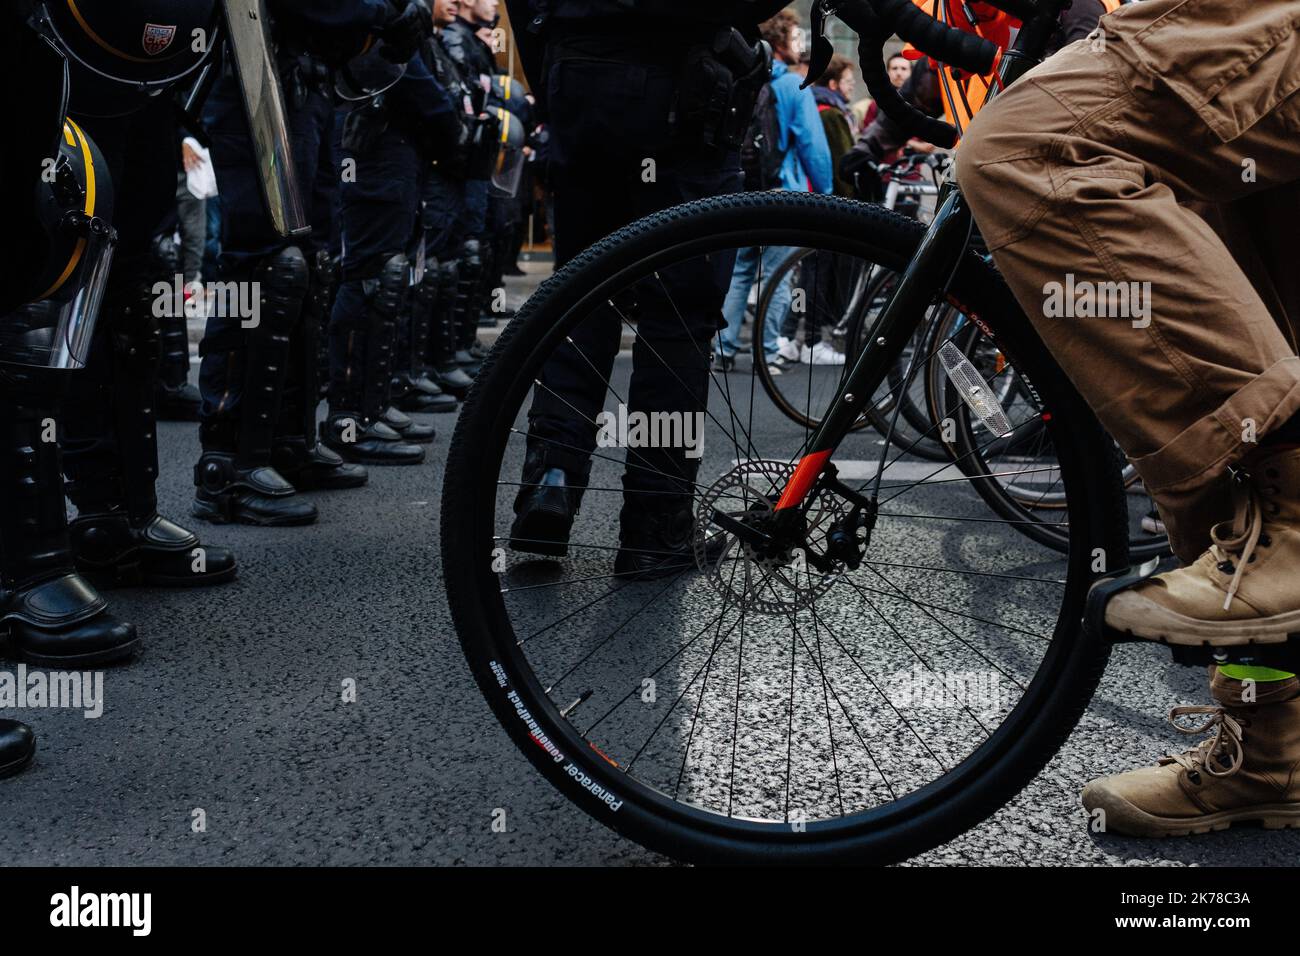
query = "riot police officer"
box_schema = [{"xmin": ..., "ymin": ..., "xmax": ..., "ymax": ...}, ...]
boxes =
[
  {"xmin": 402, "ymin": 0, "xmax": 500, "ymax": 405},
  {"xmin": 1, "ymin": 1, "xmax": 167, "ymax": 774},
  {"xmin": 0, "ymin": 103, "xmax": 139, "ymax": 671},
  {"xmin": 322, "ymin": 25, "xmax": 466, "ymax": 463},
  {"xmin": 505, "ymin": 0, "xmax": 783, "ymax": 578},
  {"xmin": 193, "ymin": 0, "xmax": 432, "ymax": 524},
  {"xmin": 26, "ymin": 2, "xmax": 240, "ymax": 601},
  {"xmin": 438, "ymin": 0, "xmax": 502, "ymax": 375}
]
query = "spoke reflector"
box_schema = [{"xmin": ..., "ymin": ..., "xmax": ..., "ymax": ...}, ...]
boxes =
[{"xmin": 938, "ymin": 340, "xmax": 1013, "ymax": 438}]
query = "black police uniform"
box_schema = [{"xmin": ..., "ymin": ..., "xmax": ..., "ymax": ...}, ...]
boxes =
[
  {"xmin": 438, "ymin": 14, "xmax": 498, "ymax": 367},
  {"xmin": 61, "ymin": 100, "xmax": 240, "ymax": 588},
  {"xmin": 507, "ymin": 0, "xmax": 782, "ymax": 578},
  {"xmin": 194, "ymin": 1, "xmax": 422, "ymax": 524},
  {"xmin": 402, "ymin": 26, "xmax": 481, "ymax": 404},
  {"xmin": 322, "ymin": 46, "xmax": 462, "ymax": 463},
  {"xmin": 0, "ymin": 1, "xmax": 236, "ymax": 689}
]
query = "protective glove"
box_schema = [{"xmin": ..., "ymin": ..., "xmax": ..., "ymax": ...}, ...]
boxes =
[{"xmin": 378, "ymin": 2, "xmax": 431, "ymax": 63}]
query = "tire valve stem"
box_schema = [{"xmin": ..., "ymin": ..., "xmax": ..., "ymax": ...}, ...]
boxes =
[{"xmin": 559, "ymin": 689, "xmax": 593, "ymax": 719}]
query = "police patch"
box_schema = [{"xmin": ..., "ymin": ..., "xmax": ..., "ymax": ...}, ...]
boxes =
[{"xmin": 141, "ymin": 23, "xmax": 177, "ymax": 57}]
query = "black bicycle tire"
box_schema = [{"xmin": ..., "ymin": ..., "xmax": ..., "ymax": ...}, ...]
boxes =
[
  {"xmin": 925, "ymin": 304, "xmax": 1172, "ymax": 561},
  {"xmin": 442, "ymin": 191, "xmax": 1127, "ymax": 864},
  {"xmin": 748, "ymin": 248, "xmax": 873, "ymax": 435},
  {"xmin": 749, "ymin": 252, "xmax": 954, "ymax": 462}
]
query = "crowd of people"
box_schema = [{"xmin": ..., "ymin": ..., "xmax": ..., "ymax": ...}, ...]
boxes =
[
  {"xmin": 0, "ymin": 0, "xmax": 1116, "ymax": 782},
  {"xmin": 0, "ymin": 0, "xmax": 540, "ymax": 778},
  {"xmin": 10, "ymin": 0, "xmax": 1291, "ymax": 858}
]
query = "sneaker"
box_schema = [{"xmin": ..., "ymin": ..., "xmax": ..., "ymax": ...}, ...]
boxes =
[
  {"xmin": 1081, "ymin": 668, "xmax": 1300, "ymax": 837},
  {"xmin": 712, "ymin": 352, "xmax": 735, "ymax": 373},
  {"xmin": 776, "ymin": 335, "xmax": 800, "ymax": 363},
  {"xmin": 801, "ymin": 341, "xmax": 847, "ymax": 366},
  {"xmin": 1104, "ymin": 447, "xmax": 1300, "ymax": 646},
  {"xmin": 766, "ymin": 362, "xmax": 784, "ymax": 377}
]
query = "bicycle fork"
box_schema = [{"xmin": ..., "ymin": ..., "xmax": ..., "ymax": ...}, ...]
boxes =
[{"xmin": 774, "ymin": 188, "xmax": 975, "ymax": 528}]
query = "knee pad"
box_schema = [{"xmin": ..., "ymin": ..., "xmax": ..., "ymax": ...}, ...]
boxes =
[
  {"xmin": 460, "ymin": 239, "xmax": 483, "ymax": 277},
  {"xmin": 252, "ymin": 245, "xmax": 310, "ymax": 336},
  {"xmin": 362, "ymin": 252, "xmax": 410, "ymax": 320}
]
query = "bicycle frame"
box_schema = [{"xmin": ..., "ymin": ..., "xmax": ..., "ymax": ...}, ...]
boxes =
[{"xmin": 770, "ymin": 0, "xmax": 1074, "ymax": 527}]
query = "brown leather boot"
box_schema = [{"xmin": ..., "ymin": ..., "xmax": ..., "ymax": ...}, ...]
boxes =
[
  {"xmin": 1105, "ymin": 446, "xmax": 1300, "ymax": 645},
  {"xmin": 1081, "ymin": 668, "xmax": 1300, "ymax": 837}
]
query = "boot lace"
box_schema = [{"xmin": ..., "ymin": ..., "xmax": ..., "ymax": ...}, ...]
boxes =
[
  {"xmin": 1159, "ymin": 705, "xmax": 1245, "ymax": 778},
  {"xmin": 1209, "ymin": 472, "xmax": 1267, "ymax": 611}
]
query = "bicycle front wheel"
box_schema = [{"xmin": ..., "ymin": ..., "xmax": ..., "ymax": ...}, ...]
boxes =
[{"xmin": 442, "ymin": 192, "xmax": 1127, "ymax": 864}]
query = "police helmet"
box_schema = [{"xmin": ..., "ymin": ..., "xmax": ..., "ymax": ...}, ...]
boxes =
[
  {"xmin": 42, "ymin": 0, "xmax": 219, "ymax": 117},
  {"xmin": 0, "ymin": 117, "xmax": 116, "ymax": 369}
]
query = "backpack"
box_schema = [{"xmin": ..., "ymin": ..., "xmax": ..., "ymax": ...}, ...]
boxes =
[{"xmin": 740, "ymin": 81, "xmax": 784, "ymax": 191}]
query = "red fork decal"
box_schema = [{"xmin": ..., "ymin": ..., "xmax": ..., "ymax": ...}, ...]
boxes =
[{"xmin": 775, "ymin": 450, "xmax": 832, "ymax": 511}]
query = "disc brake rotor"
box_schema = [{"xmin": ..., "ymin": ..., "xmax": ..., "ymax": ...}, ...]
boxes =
[{"xmin": 694, "ymin": 459, "xmax": 848, "ymax": 615}]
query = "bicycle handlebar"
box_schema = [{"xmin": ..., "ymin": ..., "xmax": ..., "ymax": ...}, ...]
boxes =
[
  {"xmin": 805, "ymin": 0, "xmax": 1003, "ymax": 149},
  {"xmin": 866, "ymin": 0, "xmax": 999, "ymax": 76}
]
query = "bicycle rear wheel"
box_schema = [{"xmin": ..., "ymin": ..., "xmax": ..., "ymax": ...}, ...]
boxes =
[
  {"xmin": 750, "ymin": 253, "xmax": 951, "ymax": 461},
  {"xmin": 442, "ymin": 192, "xmax": 1126, "ymax": 864},
  {"xmin": 923, "ymin": 303, "xmax": 1172, "ymax": 561}
]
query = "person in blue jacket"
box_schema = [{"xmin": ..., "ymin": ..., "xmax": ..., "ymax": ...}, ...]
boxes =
[{"xmin": 715, "ymin": 7, "xmax": 832, "ymax": 374}]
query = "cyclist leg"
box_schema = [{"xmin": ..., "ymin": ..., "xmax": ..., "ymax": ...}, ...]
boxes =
[{"xmin": 958, "ymin": 6, "xmax": 1300, "ymax": 836}]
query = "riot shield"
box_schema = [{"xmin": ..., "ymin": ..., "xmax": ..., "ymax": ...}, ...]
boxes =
[
  {"xmin": 221, "ymin": 0, "xmax": 309, "ymax": 237},
  {"xmin": 0, "ymin": 216, "xmax": 116, "ymax": 371},
  {"xmin": 489, "ymin": 107, "xmax": 526, "ymax": 199}
]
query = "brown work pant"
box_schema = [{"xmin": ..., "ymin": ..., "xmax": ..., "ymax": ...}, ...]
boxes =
[{"xmin": 957, "ymin": 0, "xmax": 1300, "ymax": 563}]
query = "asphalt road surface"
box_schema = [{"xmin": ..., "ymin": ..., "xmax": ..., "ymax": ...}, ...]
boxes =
[{"xmin": 2, "ymin": 267, "xmax": 1297, "ymax": 867}]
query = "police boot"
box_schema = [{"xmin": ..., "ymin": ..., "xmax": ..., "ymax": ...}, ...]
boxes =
[
  {"xmin": 381, "ymin": 405, "xmax": 435, "ymax": 444},
  {"xmin": 0, "ymin": 720, "xmax": 35, "ymax": 779},
  {"xmin": 192, "ymin": 248, "xmax": 318, "ymax": 525},
  {"xmin": 322, "ymin": 258, "xmax": 424, "ymax": 466},
  {"xmin": 60, "ymin": 257, "xmax": 240, "ymax": 583},
  {"xmin": 193, "ymin": 449, "xmax": 315, "ymax": 525},
  {"xmin": 614, "ymin": 502, "xmax": 726, "ymax": 580},
  {"xmin": 452, "ymin": 240, "xmax": 483, "ymax": 376},
  {"xmin": 394, "ymin": 264, "xmax": 456, "ymax": 413},
  {"xmin": 0, "ymin": 394, "xmax": 139, "ymax": 668},
  {"xmin": 69, "ymin": 511, "xmax": 237, "ymax": 588},
  {"xmin": 1081, "ymin": 668, "xmax": 1300, "ymax": 836},
  {"xmin": 320, "ymin": 415, "xmax": 423, "ymax": 465},
  {"xmin": 614, "ymin": 447, "xmax": 721, "ymax": 579},
  {"xmin": 431, "ymin": 259, "xmax": 474, "ymax": 396},
  {"xmin": 271, "ymin": 437, "xmax": 367, "ymax": 491},
  {"xmin": 509, "ymin": 445, "xmax": 585, "ymax": 557},
  {"xmin": 271, "ymin": 251, "xmax": 368, "ymax": 492}
]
